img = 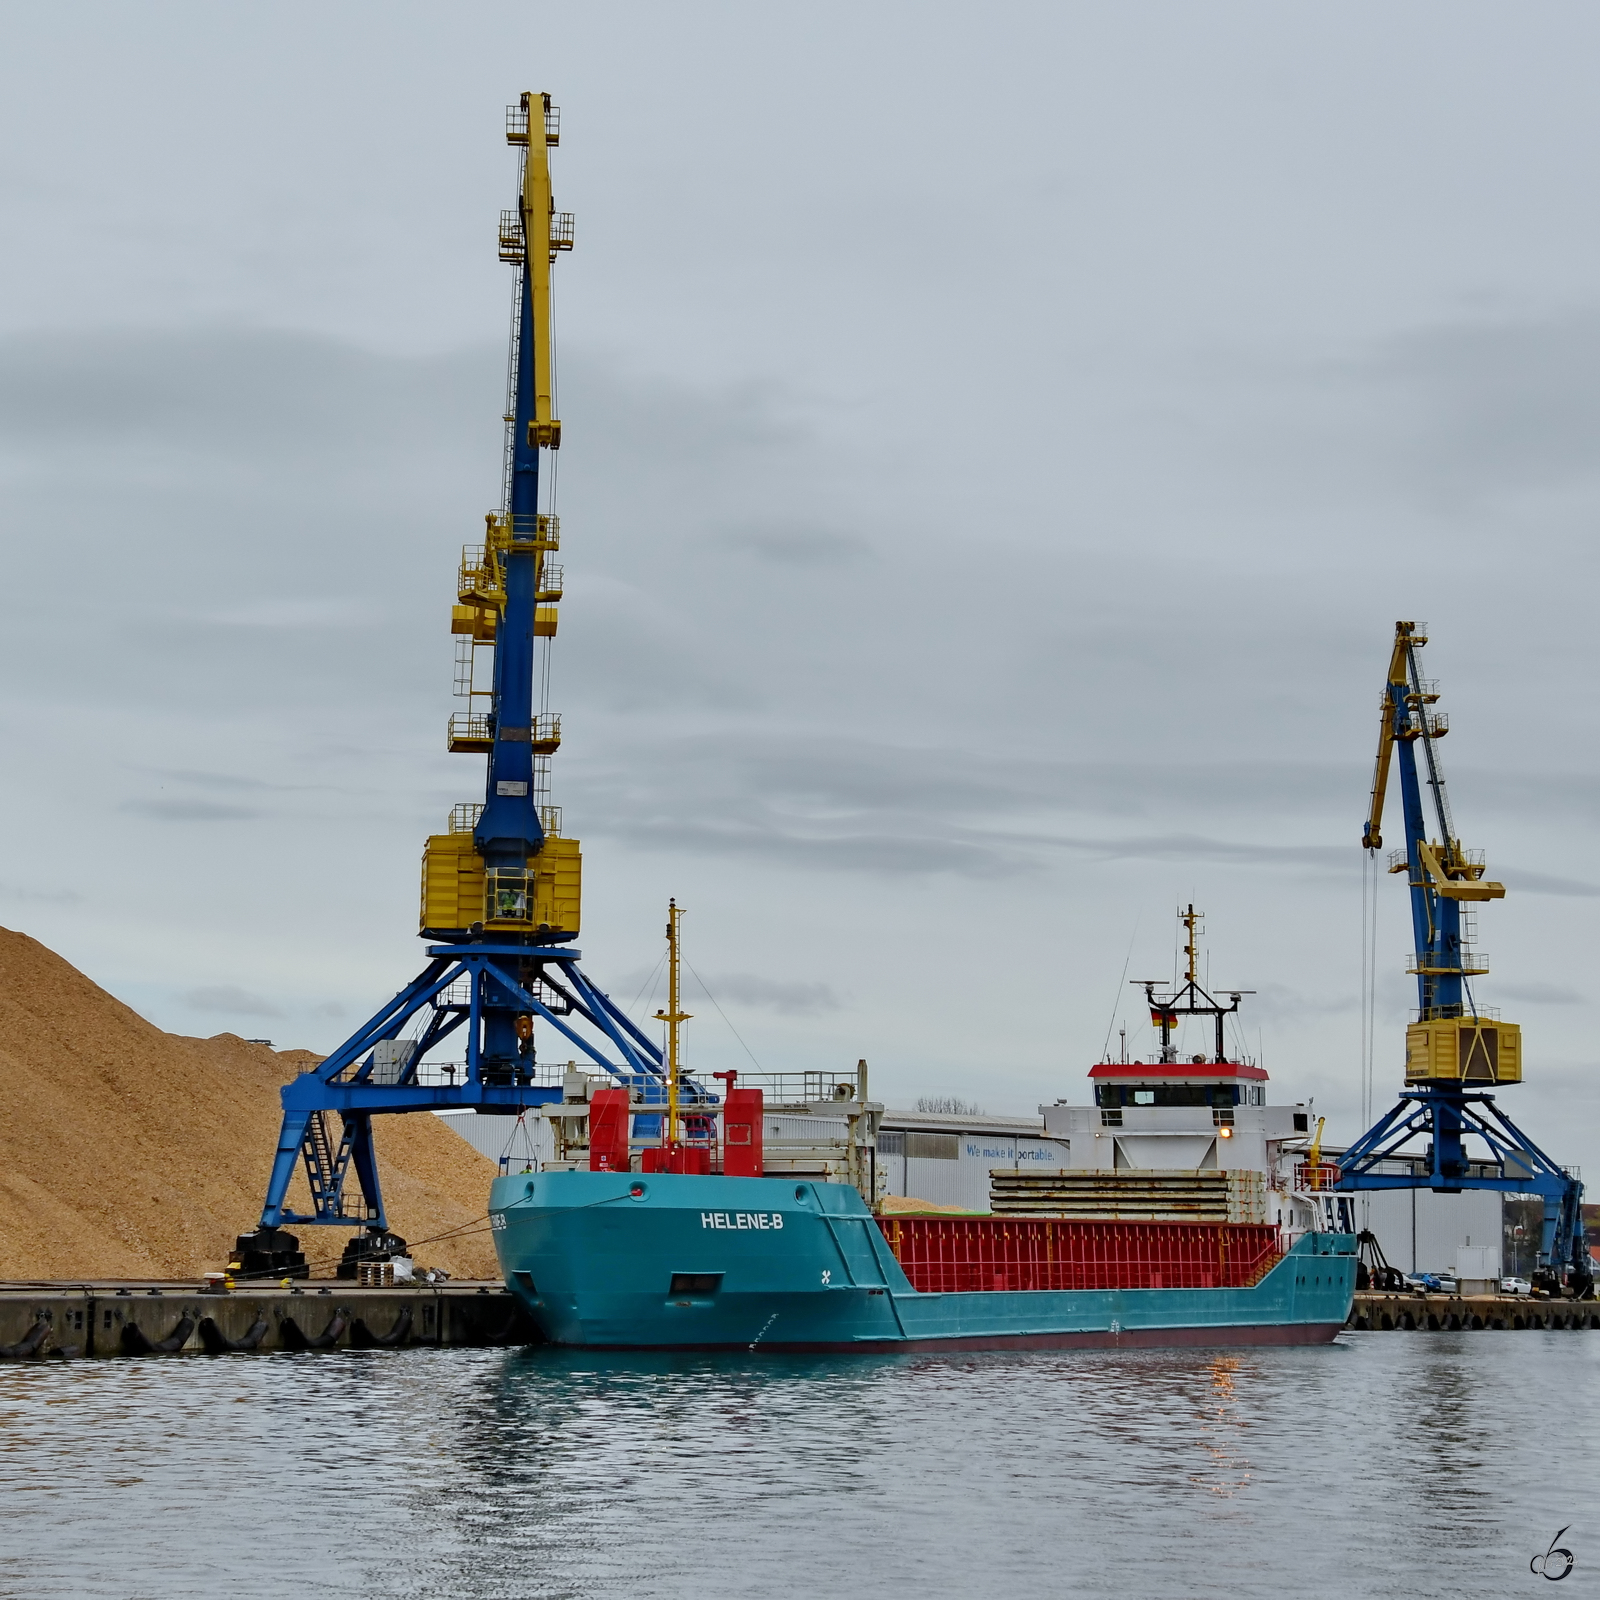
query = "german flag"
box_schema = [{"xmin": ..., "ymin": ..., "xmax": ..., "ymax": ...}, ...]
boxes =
[{"xmin": 1151, "ymin": 1008, "xmax": 1178, "ymax": 1030}]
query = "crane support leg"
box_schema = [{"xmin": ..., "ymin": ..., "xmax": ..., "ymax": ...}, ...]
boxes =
[
  {"xmin": 260, "ymin": 1110, "xmax": 311, "ymax": 1231},
  {"xmin": 1337, "ymin": 1085, "xmax": 1590, "ymax": 1295},
  {"xmin": 247, "ymin": 947, "xmax": 694, "ymax": 1251},
  {"xmin": 345, "ymin": 1114, "xmax": 386, "ymax": 1233}
]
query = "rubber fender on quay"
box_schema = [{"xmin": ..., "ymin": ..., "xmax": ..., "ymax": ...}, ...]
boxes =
[
  {"xmin": 350, "ymin": 1307, "xmax": 413, "ymax": 1349},
  {"xmin": 197, "ymin": 1316, "xmax": 270, "ymax": 1355},
  {"xmin": 121, "ymin": 1313, "xmax": 196, "ymax": 1355},
  {"xmin": 0, "ymin": 1318, "xmax": 52, "ymax": 1359},
  {"xmin": 278, "ymin": 1310, "xmax": 349, "ymax": 1351}
]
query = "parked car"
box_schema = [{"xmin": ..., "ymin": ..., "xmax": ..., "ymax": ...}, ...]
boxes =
[
  {"xmin": 1406, "ymin": 1272, "xmax": 1460, "ymax": 1294},
  {"xmin": 1500, "ymin": 1276, "xmax": 1533, "ymax": 1295}
]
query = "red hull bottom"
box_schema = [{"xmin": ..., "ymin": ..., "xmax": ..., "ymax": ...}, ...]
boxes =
[{"xmin": 565, "ymin": 1322, "xmax": 1346, "ymax": 1354}]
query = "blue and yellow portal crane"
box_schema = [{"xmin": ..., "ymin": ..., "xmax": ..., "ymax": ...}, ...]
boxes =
[
  {"xmin": 236, "ymin": 95, "xmax": 693, "ymax": 1278},
  {"xmin": 1337, "ymin": 622, "xmax": 1589, "ymax": 1295}
]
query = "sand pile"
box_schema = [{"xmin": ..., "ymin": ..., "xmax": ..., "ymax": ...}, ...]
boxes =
[
  {"xmin": 0, "ymin": 926, "xmax": 501, "ymax": 1280},
  {"xmin": 878, "ymin": 1195, "xmax": 983, "ymax": 1216}
]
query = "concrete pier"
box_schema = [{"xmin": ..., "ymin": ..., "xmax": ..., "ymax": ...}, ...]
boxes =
[
  {"xmin": 0, "ymin": 1281, "xmax": 539, "ymax": 1358},
  {"xmin": 8, "ymin": 1282, "xmax": 1593, "ymax": 1356},
  {"xmin": 1350, "ymin": 1291, "xmax": 1600, "ymax": 1331}
]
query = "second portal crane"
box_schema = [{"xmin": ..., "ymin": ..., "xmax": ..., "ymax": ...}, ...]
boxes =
[{"xmin": 1336, "ymin": 622, "xmax": 1588, "ymax": 1296}]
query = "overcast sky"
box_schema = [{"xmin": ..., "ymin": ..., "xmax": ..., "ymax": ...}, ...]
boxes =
[{"xmin": 4, "ymin": 2, "xmax": 1600, "ymax": 1161}]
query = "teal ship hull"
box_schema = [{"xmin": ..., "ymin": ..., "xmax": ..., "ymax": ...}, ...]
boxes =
[{"xmin": 490, "ymin": 1170, "xmax": 1357, "ymax": 1352}]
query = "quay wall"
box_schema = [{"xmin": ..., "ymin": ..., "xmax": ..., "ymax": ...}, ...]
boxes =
[
  {"xmin": 1350, "ymin": 1292, "xmax": 1600, "ymax": 1331},
  {"xmin": 0, "ymin": 1281, "xmax": 538, "ymax": 1358}
]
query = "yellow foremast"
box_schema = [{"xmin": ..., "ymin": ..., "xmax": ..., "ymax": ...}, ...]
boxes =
[{"xmin": 653, "ymin": 900, "xmax": 692, "ymax": 1149}]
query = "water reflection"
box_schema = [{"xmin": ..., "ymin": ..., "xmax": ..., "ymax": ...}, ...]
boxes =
[
  {"xmin": 1191, "ymin": 1354, "xmax": 1253, "ymax": 1498},
  {"xmin": 0, "ymin": 1336, "xmax": 1594, "ymax": 1599}
]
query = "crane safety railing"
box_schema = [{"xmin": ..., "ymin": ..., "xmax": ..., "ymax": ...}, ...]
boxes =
[
  {"xmin": 411, "ymin": 1059, "xmax": 575, "ymax": 1090},
  {"xmin": 877, "ymin": 1217, "xmax": 1283, "ymax": 1294},
  {"xmin": 733, "ymin": 1072, "xmax": 867, "ymax": 1106},
  {"xmin": 458, "ymin": 546, "xmax": 503, "ymax": 604},
  {"xmin": 1387, "ymin": 847, "xmax": 1487, "ymax": 877},
  {"xmin": 505, "ymin": 100, "xmax": 560, "ymax": 145},
  {"xmin": 449, "ymin": 803, "xmax": 484, "ymax": 834},
  {"xmin": 1407, "ymin": 951, "xmax": 1490, "ymax": 975},
  {"xmin": 436, "ymin": 976, "xmax": 473, "ymax": 1008},
  {"xmin": 508, "ymin": 513, "xmax": 560, "ymax": 547},
  {"xmin": 1295, "ymin": 1162, "xmax": 1342, "ymax": 1192},
  {"xmin": 498, "ymin": 210, "xmax": 524, "ymax": 262}
]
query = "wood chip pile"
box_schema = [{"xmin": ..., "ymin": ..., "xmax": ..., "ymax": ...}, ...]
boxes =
[{"xmin": 0, "ymin": 926, "xmax": 501, "ymax": 1280}]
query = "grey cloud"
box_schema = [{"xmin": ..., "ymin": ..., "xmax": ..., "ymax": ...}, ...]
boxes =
[
  {"xmin": 1227, "ymin": 307, "xmax": 1600, "ymax": 519},
  {"xmin": 1245, "ymin": 983, "xmax": 1361, "ymax": 1021},
  {"xmin": 0, "ymin": 883, "xmax": 82, "ymax": 905},
  {"xmin": 7, "ymin": 5, "xmax": 1600, "ymax": 1166},
  {"xmin": 693, "ymin": 973, "xmax": 842, "ymax": 1017},
  {"xmin": 203, "ymin": 599, "xmax": 380, "ymax": 630},
  {"xmin": 572, "ymin": 735, "xmax": 1368, "ymax": 879},
  {"xmin": 183, "ymin": 985, "xmax": 284, "ymax": 1018},
  {"xmin": 0, "ymin": 328, "xmax": 490, "ymax": 464},
  {"xmin": 600, "ymin": 814, "xmax": 1025, "ymax": 878},
  {"xmin": 121, "ymin": 798, "xmax": 262, "ymax": 822},
  {"xmin": 1367, "ymin": 310, "xmax": 1600, "ymax": 499},
  {"xmin": 713, "ymin": 524, "xmax": 871, "ymax": 566},
  {"xmin": 1496, "ymin": 867, "xmax": 1600, "ymax": 898},
  {"xmin": 1039, "ymin": 834, "xmax": 1353, "ymax": 871},
  {"xmin": 580, "ymin": 737, "xmax": 1351, "ymax": 828},
  {"xmin": 134, "ymin": 766, "xmax": 322, "ymax": 795},
  {"xmin": 1496, "ymin": 981, "xmax": 1587, "ymax": 1006}
]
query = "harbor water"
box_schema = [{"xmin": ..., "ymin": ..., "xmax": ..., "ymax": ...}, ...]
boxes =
[{"xmin": 0, "ymin": 1333, "xmax": 1596, "ymax": 1599}]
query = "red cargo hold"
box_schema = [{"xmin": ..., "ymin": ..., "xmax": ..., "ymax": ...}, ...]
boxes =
[{"xmin": 877, "ymin": 1216, "xmax": 1281, "ymax": 1293}]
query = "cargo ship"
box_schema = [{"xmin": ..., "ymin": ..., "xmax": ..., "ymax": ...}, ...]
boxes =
[
  {"xmin": 491, "ymin": 907, "xmax": 1357, "ymax": 1350},
  {"xmin": 490, "ymin": 1169, "xmax": 1352, "ymax": 1351}
]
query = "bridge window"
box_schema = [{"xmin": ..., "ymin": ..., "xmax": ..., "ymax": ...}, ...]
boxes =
[{"xmin": 1095, "ymin": 1084, "xmax": 1242, "ymax": 1109}]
